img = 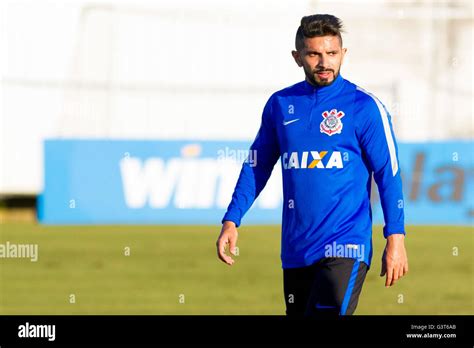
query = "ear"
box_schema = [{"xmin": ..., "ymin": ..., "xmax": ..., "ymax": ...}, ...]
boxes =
[
  {"xmin": 341, "ymin": 47, "xmax": 348, "ymax": 63},
  {"xmin": 291, "ymin": 50, "xmax": 303, "ymax": 67}
]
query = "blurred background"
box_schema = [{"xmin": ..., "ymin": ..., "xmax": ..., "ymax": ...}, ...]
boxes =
[{"xmin": 0, "ymin": 0, "xmax": 472, "ymax": 314}]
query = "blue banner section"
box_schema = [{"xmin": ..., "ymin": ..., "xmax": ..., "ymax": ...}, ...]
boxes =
[{"xmin": 38, "ymin": 139, "xmax": 473, "ymax": 225}]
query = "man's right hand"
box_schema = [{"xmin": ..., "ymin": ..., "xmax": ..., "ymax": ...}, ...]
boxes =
[{"xmin": 216, "ymin": 221, "xmax": 239, "ymax": 266}]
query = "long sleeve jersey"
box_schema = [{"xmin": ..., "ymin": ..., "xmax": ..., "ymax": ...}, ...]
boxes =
[{"xmin": 222, "ymin": 74, "xmax": 405, "ymax": 269}]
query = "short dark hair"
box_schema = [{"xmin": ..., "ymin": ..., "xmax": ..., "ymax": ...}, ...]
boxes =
[{"xmin": 295, "ymin": 14, "xmax": 344, "ymax": 51}]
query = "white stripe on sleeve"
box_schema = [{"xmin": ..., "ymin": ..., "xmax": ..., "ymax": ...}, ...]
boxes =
[{"xmin": 357, "ymin": 87, "xmax": 399, "ymax": 176}]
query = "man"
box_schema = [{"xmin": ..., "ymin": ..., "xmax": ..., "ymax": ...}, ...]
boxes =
[{"xmin": 216, "ymin": 14, "xmax": 408, "ymax": 316}]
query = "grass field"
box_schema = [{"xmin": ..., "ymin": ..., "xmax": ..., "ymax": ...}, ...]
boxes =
[{"xmin": 0, "ymin": 223, "xmax": 472, "ymax": 315}]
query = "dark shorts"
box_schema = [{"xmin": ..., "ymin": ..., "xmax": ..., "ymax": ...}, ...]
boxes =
[{"xmin": 283, "ymin": 257, "xmax": 368, "ymax": 317}]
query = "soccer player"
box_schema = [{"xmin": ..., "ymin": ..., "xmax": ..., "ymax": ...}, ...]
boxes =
[{"xmin": 216, "ymin": 14, "xmax": 408, "ymax": 316}]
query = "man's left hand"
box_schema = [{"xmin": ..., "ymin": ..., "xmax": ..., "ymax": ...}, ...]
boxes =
[{"xmin": 380, "ymin": 234, "xmax": 408, "ymax": 287}]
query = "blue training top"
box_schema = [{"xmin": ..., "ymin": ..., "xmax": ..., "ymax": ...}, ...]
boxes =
[{"xmin": 222, "ymin": 74, "xmax": 405, "ymax": 269}]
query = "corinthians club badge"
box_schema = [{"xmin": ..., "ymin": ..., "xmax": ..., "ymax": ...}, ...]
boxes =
[{"xmin": 320, "ymin": 109, "xmax": 345, "ymax": 136}]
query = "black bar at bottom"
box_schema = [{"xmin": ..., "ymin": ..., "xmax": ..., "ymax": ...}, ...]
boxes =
[{"xmin": 0, "ymin": 315, "xmax": 472, "ymax": 346}]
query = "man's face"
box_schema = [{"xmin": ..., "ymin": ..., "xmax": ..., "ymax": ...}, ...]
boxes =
[{"xmin": 292, "ymin": 35, "xmax": 347, "ymax": 87}]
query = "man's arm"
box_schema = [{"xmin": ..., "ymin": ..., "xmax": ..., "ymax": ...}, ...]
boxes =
[
  {"xmin": 356, "ymin": 90, "xmax": 408, "ymax": 286},
  {"xmin": 216, "ymin": 96, "xmax": 280, "ymax": 265}
]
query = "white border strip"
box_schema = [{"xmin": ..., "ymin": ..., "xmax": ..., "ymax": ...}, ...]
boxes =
[{"xmin": 357, "ymin": 87, "xmax": 399, "ymax": 176}]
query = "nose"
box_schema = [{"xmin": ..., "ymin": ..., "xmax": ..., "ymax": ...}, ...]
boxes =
[
  {"xmin": 317, "ymin": 55, "xmax": 327, "ymax": 69},
  {"xmin": 319, "ymin": 55, "xmax": 326, "ymax": 66}
]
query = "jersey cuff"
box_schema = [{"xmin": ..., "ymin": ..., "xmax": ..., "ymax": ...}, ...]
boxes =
[
  {"xmin": 383, "ymin": 224, "xmax": 406, "ymax": 238},
  {"xmin": 222, "ymin": 213, "xmax": 241, "ymax": 228}
]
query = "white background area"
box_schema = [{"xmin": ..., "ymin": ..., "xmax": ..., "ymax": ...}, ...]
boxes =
[{"xmin": 1, "ymin": 0, "xmax": 473, "ymax": 194}]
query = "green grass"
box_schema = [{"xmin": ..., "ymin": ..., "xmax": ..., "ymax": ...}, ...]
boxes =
[{"xmin": 0, "ymin": 223, "xmax": 472, "ymax": 314}]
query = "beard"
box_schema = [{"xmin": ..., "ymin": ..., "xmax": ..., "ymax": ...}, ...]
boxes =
[{"xmin": 305, "ymin": 68, "xmax": 339, "ymax": 87}]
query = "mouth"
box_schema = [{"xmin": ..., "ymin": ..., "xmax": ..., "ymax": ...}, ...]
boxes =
[{"xmin": 315, "ymin": 70, "xmax": 333, "ymax": 79}]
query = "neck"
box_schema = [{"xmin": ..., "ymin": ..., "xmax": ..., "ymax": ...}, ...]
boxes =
[{"xmin": 302, "ymin": 73, "xmax": 344, "ymax": 95}]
